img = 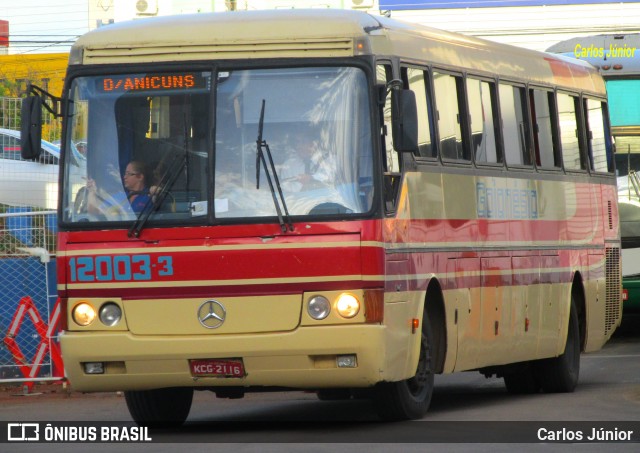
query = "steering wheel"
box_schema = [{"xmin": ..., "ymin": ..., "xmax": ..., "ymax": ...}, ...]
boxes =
[
  {"xmin": 72, "ymin": 186, "xmax": 129, "ymax": 221},
  {"xmin": 308, "ymin": 202, "xmax": 351, "ymax": 215},
  {"xmin": 73, "ymin": 187, "xmax": 88, "ymax": 216}
]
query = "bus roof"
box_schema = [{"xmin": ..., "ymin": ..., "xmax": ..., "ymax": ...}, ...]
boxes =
[
  {"xmin": 547, "ymin": 33, "xmax": 640, "ymax": 76},
  {"xmin": 71, "ymin": 9, "xmax": 604, "ymax": 94}
]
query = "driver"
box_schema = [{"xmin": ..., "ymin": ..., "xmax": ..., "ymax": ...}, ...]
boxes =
[
  {"xmin": 86, "ymin": 161, "xmax": 151, "ymax": 217},
  {"xmin": 280, "ymin": 133, "xmax": 334, "ymax": 192}
]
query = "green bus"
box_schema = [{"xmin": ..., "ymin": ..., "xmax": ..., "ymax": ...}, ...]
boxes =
[{"xmin": 549, "ymin": 33, "xmax": 640, "ymax": 313}]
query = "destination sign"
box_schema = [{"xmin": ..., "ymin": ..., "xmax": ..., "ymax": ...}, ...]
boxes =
[{"xmin": 100, "ymin": 73, "xmax": 207, "ymax": 93}]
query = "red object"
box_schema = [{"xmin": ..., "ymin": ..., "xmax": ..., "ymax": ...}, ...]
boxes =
[
  {"xmin": 189, "ymin": 359, "xmax": 245, "ymax": 378},
  {"xmin": 3, "ymin": 296, "xmax": 64, "ymax": 390},
  {"xmin": 0, "ymin": 20, "xmax": 8, "ymax": 47}
]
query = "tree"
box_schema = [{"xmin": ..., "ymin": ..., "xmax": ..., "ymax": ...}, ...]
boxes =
[{"xmin": 0, "ymin": 78, "xmax": 21, "ymax": 97}]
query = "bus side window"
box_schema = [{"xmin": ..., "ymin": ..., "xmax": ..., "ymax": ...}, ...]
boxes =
[
  {"xmin": 557, "ymin": 93, "xmax": 584, "ymax": 171},
  {"xmin": 499, "ymin": 83, "xmax": 531, "ymax": 167},
  {"xmin": 529, "ymin": 90, "xmax": 562, "ymax": 170},
  {"xmin": 434, "ymin": 71, "xmax": 467, "ymax": 162},
  {"xmin": 585, "ymin": 98, "xmax": 613, "ymax": 173},
  {"xmin": 530, "ymin": 89, "xmax": 560, "ymax": 169},
  {"xmin": 467, "ymin": 78, "xmax": 500, "ymax": 164},
  {"xmin": 404, "ymin": 66, "xmax": 435, "ymax": 158}
]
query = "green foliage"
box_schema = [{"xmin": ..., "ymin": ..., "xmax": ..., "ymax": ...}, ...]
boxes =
[{"xmin": 0, "ymin": 79, "xmax": 22, "ymax": 98}]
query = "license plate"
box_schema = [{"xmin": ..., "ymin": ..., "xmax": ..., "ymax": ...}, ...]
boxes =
[{"xmin": 189, "ymin": 359, "xmax": 245, "ymax": 378}]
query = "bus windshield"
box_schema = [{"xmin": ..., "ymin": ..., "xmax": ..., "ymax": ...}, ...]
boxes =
[
  {"xmin": 62, "ymin": 66, "xmax": 374, "ymax": 225},
  {"xmin": 615, "ymin": 134, "xmax": 640, "ymax": 240},
  {"xmin": 607, "ymin": 79, "xmax": 640, "ymax": 242}
]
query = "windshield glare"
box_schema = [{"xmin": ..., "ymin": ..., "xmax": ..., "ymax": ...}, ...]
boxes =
[
  {"xmin": 214, "ymin": 67, "xmax": 373, "ymax": 218},
  {"xmin": 62, "ymin": 66, "xmax": 373, "ymax": 226}
]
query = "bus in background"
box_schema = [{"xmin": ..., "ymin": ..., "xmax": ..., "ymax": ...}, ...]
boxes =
[
  {"xmin": 549, "ymin": 34, "xmax": 640, "ymax": 314},
  {"xmin": 22, "ymin": 9, "xmax": 621, "ymax": 425}
]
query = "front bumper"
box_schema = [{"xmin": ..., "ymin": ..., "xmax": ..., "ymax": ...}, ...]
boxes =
[{"xmin": 61, "ymin": 324, "xmax": 388, "ymax": 392}]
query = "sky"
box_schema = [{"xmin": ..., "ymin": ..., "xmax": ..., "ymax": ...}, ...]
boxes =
[{"xmin": 0, "ymin": 1, "xmax": 90, "ymax": 54}]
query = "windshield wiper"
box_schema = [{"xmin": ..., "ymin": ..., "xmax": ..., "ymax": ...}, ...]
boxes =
[
  {"xmin": 256, "ymin": 99, "xmax": 294, "ymax": 233},
  {"xmin": 128, "ymin": 151, "xmax": 186, "ymax": 238}
]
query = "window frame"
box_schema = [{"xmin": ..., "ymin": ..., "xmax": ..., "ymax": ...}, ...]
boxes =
[
  {"xmin": 377, "ymin": 59, "xmax": 613, "ymax": 187},
  {"xmin": 529, "ymin": 85, "xmax": 562, "ymax": 172},
  {"xmin": 583, "ymin": 96, "xmax": 614, "ymax": 175},
  {"xmin": 556, "ymin": 90, "xmax": 589, "ymax": 174},
  {"xmin": 401, "ymin": 64, "xmax": 437, "ymax": 162},
  {"xmin": 496, "ymin": 80, "xmax": 533, "ymax": 171},
  {"xmin": 464, "ymin": 74, "xmax": 503, "ymax": 168},
  {"xmin": 573, "ymin": 94, "xmax": 590, "ymax": 173},
  {"xmin": 432, "ymin": 68, "xmax": 471, "ymax": 166}
]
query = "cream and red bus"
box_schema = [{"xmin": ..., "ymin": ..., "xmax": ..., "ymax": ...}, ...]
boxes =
[{"xmin": 21, "ymin": 9, "xmax": 622, "ymax": 425}]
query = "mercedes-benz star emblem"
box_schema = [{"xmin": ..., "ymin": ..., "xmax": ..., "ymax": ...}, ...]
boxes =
[{"xmin": 197, "ymin": 300, "xmax": 226, "ymax": 329}]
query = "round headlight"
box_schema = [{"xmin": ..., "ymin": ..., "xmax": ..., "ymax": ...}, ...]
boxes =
[
  {"xmin": 307, "ymin": 295, "xmax": 331, "ymax": 320},
  {"xmin": 72, "ymin": 302, "xmax": 96, "ymax": 326},
  {"xmin": 336, "ymin": 293, "xmax": 360, "ymax": 318},
  {"xmin": 99, "ymin": 302, "xmax": 122, "ymax": 327}
]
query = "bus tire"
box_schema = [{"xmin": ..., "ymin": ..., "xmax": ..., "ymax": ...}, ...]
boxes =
[
  {"xmin": 124, "ymin": 387, "xmax": 194, "ymax": 428},
  {"xmin": 535, "ymin": 298, "xmax": 580, "ymax": 393},
  {"xmin": 372, "ymin": 316, "xmax": 435, "ymax": 420}
]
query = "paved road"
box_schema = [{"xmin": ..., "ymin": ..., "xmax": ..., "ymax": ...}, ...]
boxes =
[{"xmin": 2, "ymin": 314, "xmax": 639, "ymax": 452}]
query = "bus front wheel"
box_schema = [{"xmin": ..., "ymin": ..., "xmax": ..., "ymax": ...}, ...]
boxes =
[
  {"xmin": 372, "ymin": 317, "xmax": 435, "ymax": 420},
  {"xmin": 124, "ymin": 387, "xmax": 194, "ymax": 428}
]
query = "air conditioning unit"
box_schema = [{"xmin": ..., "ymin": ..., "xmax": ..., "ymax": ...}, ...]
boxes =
[
  {"xmin": 350, "ymin": 0, "xmax": 374, "ymax": 8},
  {"xmin": 136, "ymin": 0, "xmax": 159, "ymax": 16}
]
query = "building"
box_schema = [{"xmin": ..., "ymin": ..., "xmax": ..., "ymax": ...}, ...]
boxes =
[
  {"xmin": 380, "ymin": 1, "xmax": 640, "ymax": 52},
  {"xmin": 0, "ymin": 53, "xmax": 68, "ymax": 97}
]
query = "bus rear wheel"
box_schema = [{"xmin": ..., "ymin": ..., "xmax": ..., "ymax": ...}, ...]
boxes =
[
  {"xmin": 124, "ymin": 387, "xmax": 194, "ymax": 428},
  {"xmin": 372, "ymin": 317, "xmax": 435, "ymax": 420},
  {"xmin": 534, "ymin": 297, "xmax": 580, "ymax": 393}
]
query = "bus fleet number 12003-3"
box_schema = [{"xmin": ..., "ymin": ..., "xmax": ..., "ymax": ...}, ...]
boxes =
[{"xmin": 68, "ymin": 254, "xmax": 174, "ymax": 282}]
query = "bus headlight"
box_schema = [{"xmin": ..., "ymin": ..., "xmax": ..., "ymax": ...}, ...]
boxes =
[
  {"xmin": 336, "ymin": 293, "xmax": 360, "ymax": 318},
  {"xmin": 72, "ymin": 302, "xmax": 96, "ymax": 326},
  {"xmin": 99, "ymin": 302, "xmax": 122, "ymax": 326},
  {"xmin": 307, "ymin": 295, "xmax": 331, "ymax": 320}
]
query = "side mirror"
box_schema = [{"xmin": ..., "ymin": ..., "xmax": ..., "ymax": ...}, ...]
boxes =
[
  {"xmin": 21, "ymin": 96, "xmax": 43, "ymax": 160},
  {"xmin": 20, "ymin": 96, "xmax": 42, "ymax": 160},
  {"xmin": 391, "ymin": 89, "xmax": 418, "ymax": 154}
]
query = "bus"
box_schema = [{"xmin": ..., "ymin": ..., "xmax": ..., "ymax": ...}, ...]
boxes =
[
  {"xmin": 21, "ymin": 9, "xmax": 622, "ymax": 425},
  {"xmin": 548, "ymin": 34, "xmax": 640, "ymax": 314}
]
